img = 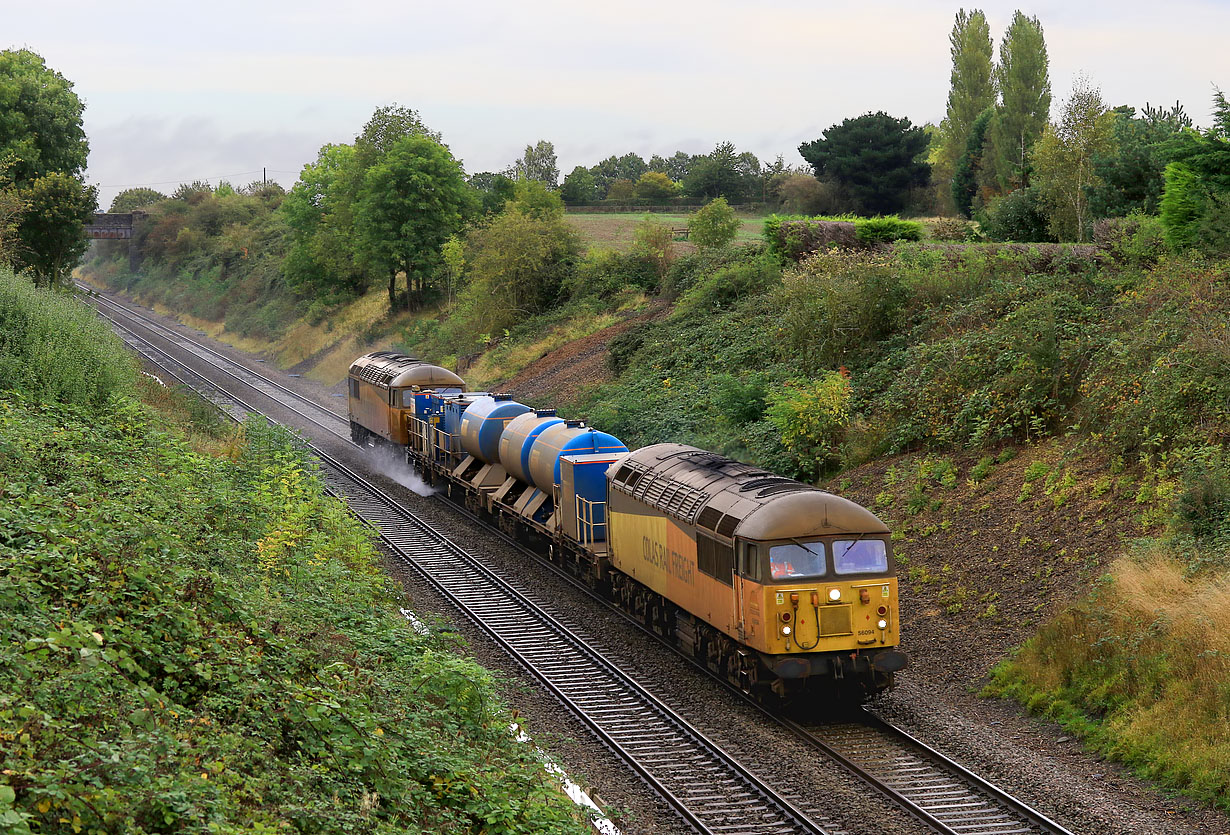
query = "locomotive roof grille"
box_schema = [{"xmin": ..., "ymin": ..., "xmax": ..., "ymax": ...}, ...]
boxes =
[{"xmin": 614, "ymin": 462, "xmax": 709, "ymax": 521}]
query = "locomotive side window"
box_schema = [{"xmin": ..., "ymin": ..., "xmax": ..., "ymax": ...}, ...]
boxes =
[
  {"xmin": 739, "ymin": 543, "xmax": 762, "ymax": 582},
  {"xmin": 697, "ymin": 534, "xmax": 734, "ymax": 586},
  {"xmin": 833, "ymin": 539, "xmax": 889, "ymax": 574},
  {"xmin": 349, "ymin": 378, "xmax": 360, "ymax": 399},
  {"xmin": 769, "ymin": 541, "xmax": 826, "ymax": 580}
]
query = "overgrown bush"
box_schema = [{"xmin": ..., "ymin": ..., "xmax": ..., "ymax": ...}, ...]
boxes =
[
  {"xmin": 688, "ymin": 197, "xmax": 740, "ymax": 250},
  {"xmin": 773, "ymin": 250, "xmax": 908, "ymax": 373},
  {"xmin": 673, "ymin": 253, "xmax": 782, "ymax": 316},
  {"xmin": 764, "ymin": 373, "xmax": 852, "ymax": 480},
  {"xmin": 567, "ymin": 249, "xmax": 657, "ymax": 300},
  {"xmin": 979, "ymin": 187, "xmax": 1054, "ymax": 242},
  {"xmin": 764, "ymin": 214, "xmax": 923, "ymax": 260},
  {"xmin": 0, "ymin": 270, "xmax": 136, "ymax": 405},
  {"xmin": 765, "ymin": 217, "xmax": 857, "ymax": 260},
  {"xmin": 926, "ymin": 217, "xmax": 977, "ymax": 242},
  {"xmin": 1092, "ymin": 213, "xmax": 1167, "ymax": 265}
]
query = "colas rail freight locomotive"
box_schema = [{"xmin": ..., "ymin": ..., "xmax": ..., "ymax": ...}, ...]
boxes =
[{"xmin": 348, "ymin": 351, "xmax": 907, "ymax": 700}]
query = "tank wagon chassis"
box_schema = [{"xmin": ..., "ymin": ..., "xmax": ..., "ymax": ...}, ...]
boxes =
[{"xmin": 347, "ymin": 351, "xmax": 906, "ymax": 701}]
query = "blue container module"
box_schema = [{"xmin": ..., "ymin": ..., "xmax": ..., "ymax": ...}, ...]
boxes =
[
  {"xmin": 499, "ymin": 410, "xmax": 564, "ymax": 485},
  {"xmin": 459, "ymin": 395, "xmax": 531, "ymax": 464},
  {"xmin": 560, "ymin": 453, "xmax": 622, "ymax": 542},
  {"xmin": 440, "ymin": 394, "xmax": 488, "ymax": 455},
  {"xmin": 528, "ymin": 421, "xmax": 629, "ymax": 489}
]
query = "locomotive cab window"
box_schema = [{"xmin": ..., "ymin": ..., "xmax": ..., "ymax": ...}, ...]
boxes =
[
  {"xmin": 349, "ymin": 378, "xmax": 360, "ymax": 399},
  {"xmin": 833, "ymin": 538, "xmax": 889, "ymax": 575},
  {"xmin": 768, "ymin": 540, "xmax": 826, "ymax": 581}
]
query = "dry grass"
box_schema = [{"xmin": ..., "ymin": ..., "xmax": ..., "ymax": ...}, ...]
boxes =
[
  {"xmin": 992, "ymin": 548, "xmax": 1230, "ymax": 807},
  {"xmin": 463, "ymin": 307, "xmax": 631, "ymax": 390}
]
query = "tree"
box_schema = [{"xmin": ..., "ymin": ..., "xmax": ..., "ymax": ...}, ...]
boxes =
[
  {"xmin": 799, "ymin": 113, "xmax": 930, "ymax": 215},
  {"xmin": 1030, "ymin": 77, "xmax": 1115, "ymax": 241},
  {"xmin": 459, "ymin": 202, "xmax": 582, "ymax": 334},
  {"xmin": 682, "ymin": 142, "xmax": 754, "ymax": 202},
  {"xmin": 590, "ymin": 153, "xmax": 647, "ymax": 198},
  {"xmin": 353, "ymin": 104, "xmax": 440, "ymax": 167},
  {"xmin": 951, "ymin": 106, "xmax": 994, "ymax": 217},
  {"xmin": 775, "ymin": 173, "xmax": 837, "ymax": 215},
  {"xmin": 0, "ymin": 184, "xmax": 23, "ymax": 268},
  {"xmin": 649, "ymin": 151, "xmax": 694, "ymax": 182},
  {"xmin": 560, "ymin": 166, "xmax": 598, "ymax": 204},
  {"xmin": 1159, "ymin": 87, "xmax": 1230, "ymax": 253},
  {"xmin": 634, "ymin": 171, "xmax": 678, "ymax": 201},
  {"xmin": 468, "ymin": 171, "xmax": 517, "ymax": 214},
  {"xmin": 15, "ymin": 172, "xmax": 97, "ymax": 287},
  {"xmin": 605, "ymin": 179, "xmax": 636, "ymax": 202},
  {"xmin": 940, "ymin": 9, "xmax": 996, "ymax": 174},
  {"xmin": 171, "ymin": 181, "xmax": 214, "ymax": 204},
  {"xmin": 513, "ymin": 140, "xmax": 559, "ymax": 189},
  {"xmin": 355, "ymin": 135, "xmax": 471, "ymax": 309},
  {"xmin": 688, "ymin": 197, "xmax": 740, "ymax": 250},
  {"xmin": 989, "ymin": 12, "xmax": 1051, "ymax": 189},
  {"xmin": 109, "ymin": 188, "xmax": 165, "ymax": 213},
  {"xmin": 1087, "ymin": 102, "xmax": 1190, "ymax": 218},
  {"xmin": 281, "ymin": 143, "xmax": 370, "ymax": 298},
  {"xmin": 0, "ymin": 49, "xmax": 88, "ymax": 183}
]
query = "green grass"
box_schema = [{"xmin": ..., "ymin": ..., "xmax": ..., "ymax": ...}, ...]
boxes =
[{"xmin": 564, "ymin": 211, "xmax": 766, "ymax": 252}]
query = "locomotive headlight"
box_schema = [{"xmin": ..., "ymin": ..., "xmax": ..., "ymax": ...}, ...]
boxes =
[
  {"xmin": 877, "ymin": 618, "xmax": 889, "ymax": 630},
  {"xmin": 828, "ymin": 588, "xmax": 842, "ymax": 602},
  {"xmin": 781, "ymin": 625, "xmax": 792, "ymax": 636}
]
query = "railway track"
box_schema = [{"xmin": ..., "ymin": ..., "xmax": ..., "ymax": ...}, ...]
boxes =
[
  {"xmin": 83, "ymin": 287, "xmax": 844, "ymax": 835},
  {"xmin": 442, "ymin": 500, "xmax": 1076, "ymax": 835}
]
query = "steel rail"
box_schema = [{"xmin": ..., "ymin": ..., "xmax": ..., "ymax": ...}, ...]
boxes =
[
  {"xmin": 86, "ymin": 291, "xmax": 837, "ymax": 835},
  {"xmin": 79, "ymin": 284, "xmax": 351, "ymax": 437}
]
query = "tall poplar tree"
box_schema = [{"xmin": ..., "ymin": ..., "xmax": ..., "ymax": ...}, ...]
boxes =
[
  {"xmin": 990, "ymin": 11, "xmax": 1051, "ymax": 189},
  {"xmin": 940, "ymin": 9, "xmax": 996, "ymax": 172}
]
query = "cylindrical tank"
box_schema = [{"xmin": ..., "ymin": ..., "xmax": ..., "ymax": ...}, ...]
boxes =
[
  {"xmin": 528, "ymin": 421, "xmax": 629, "ymax": 489},
  {"xmin": 459, "ymin": 395, "xmax": 531, "ymax": 464},
  {"xmin": 499, "ymin": 410, "xmax": 564, "ymax": 485}
]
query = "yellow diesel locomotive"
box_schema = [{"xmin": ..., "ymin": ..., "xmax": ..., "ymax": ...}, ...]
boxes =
[{"xmin": 347, "ymin": 351, "xmax": 906, "ymax": 699}]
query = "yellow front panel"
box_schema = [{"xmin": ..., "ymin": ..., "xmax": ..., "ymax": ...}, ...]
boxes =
[{"xmin": 744, "ymin": 577, "xmax": 901, "ymax": 655}]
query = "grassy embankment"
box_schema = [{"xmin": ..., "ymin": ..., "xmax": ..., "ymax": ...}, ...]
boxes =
[
  {"xmin": 564, "ymin": 237, "xmax": 1230, "ymax": 808},
  {"xmin": 0, "ymin": 270, "xmax": 594, "ymax": 833}
]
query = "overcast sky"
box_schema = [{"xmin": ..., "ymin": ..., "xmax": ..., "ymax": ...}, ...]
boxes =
[{"xmin": 7, "ymin": 0, "xmax": 1229, "ymax": 208}]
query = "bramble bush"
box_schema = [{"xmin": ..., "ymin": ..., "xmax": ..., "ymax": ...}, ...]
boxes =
[
  {"xmin": 0, "ymin": 402, "xmax": 593, "ymax": 834},
  {"xmin": 0, "ymin": 277, "xmax": 592, "ymax": 834},
  {"xmin": 764, "ymin": 373, "xmax": 852, "ymax": 481}
]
